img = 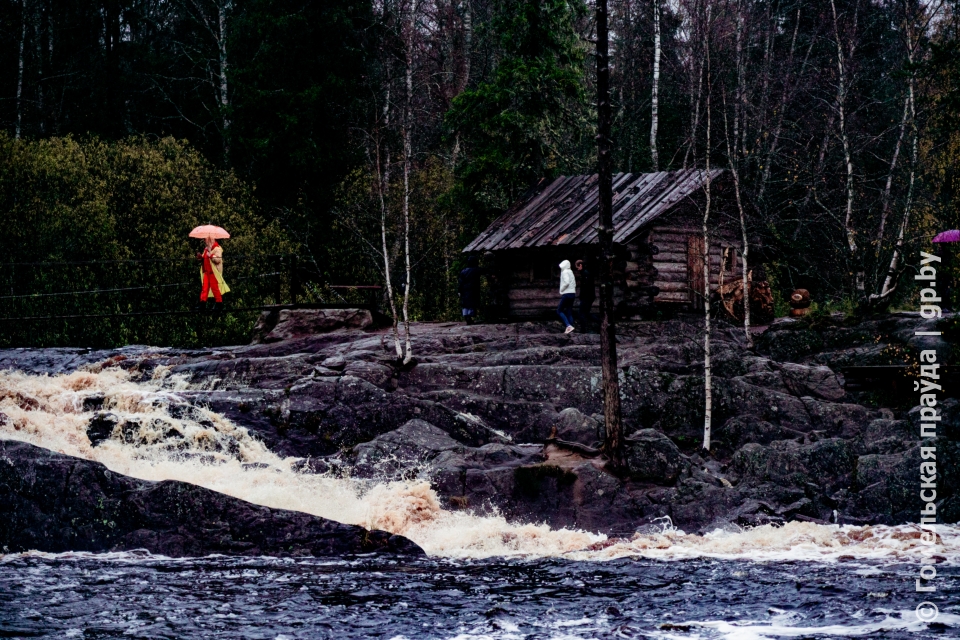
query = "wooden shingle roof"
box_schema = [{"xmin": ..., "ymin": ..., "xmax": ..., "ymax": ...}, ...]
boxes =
[{"xmin": 464, "ymin": 169, "xmax": 723, "ymax": 252}]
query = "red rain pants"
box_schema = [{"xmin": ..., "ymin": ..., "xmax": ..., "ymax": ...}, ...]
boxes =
[
  {"xmin": 201, "ymin": 272, "xmax": 222, "ymax": 302},
  {"xmin": 200, "ymin": 244, "xmax": 223, "ymax": 302}
]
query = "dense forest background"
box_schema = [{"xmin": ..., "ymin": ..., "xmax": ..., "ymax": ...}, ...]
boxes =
[{"xmin": 1, "ymin": 0, "xmax": 960, "ymax": 346}]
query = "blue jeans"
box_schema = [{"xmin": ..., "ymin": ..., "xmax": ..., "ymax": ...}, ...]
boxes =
[{"xmin": 557, "ymin": 293, "xmax": 576, "ymax": 327}]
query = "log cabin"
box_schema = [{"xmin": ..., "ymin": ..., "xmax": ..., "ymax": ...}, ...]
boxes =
[{"xmin": 463, "ymin": 170, "xmax": 757, "ymax": 319}]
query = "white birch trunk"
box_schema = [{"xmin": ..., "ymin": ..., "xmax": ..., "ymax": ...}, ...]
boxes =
[
  {"xmin": 650, "ymin": 0, "xmax": 661, "ymax": 171},
  {"xmin": 218, "ymin": 0, "xmax": 232, "ymax": 159},
  {"xmin": 37, "ymin": 1, "xmax": 44, "ymax": 134},
  {"xmin": 459, "ymin": 0, "xmax": 471, "ymax": 93},
  {"xmin": 379, "ymin": 87, "xmax": 404, "ymax": 359},
  {"xmin": 734, "ymin": 0, "xmax": 750, "ymax": 344},
  {"xmin": 682, "ymin": 43, "xmax": 704, "ymax": 170},
  {"xmin": 733, "ymin": 0, "xmax": 743, "ymax": 161},
  {"xmin": 876, "ymin": 88, "xmax": 910, "ymax": 253},
  {"xmin": 759, "ymin": 8, "xmax": 804, "ymax": 203},
  {"xmin": 401, "ymin": 42, "xmax": 414, "ymax": 364},
  {"xmin": 723, "ymin": 90, "xmax": 752, "ymax": 347},
  {"xmin": 871, "ymin": 73, "xmax": 917, "ymax": 304},
  {"xmin": 15, "ymin": 0, "xmax": 27, "ymax": 139},
  {"xmin": 831, "ymin": 0, "xmax": 856, "ymax": 256},
  {"xmin": 682, "ymin": 0, "xmax": 705, "ymax": 171},
  {"xmin": 702, "ymin": 0, "xmax": 712, "ymax": 453},
  {"xmin": 871, "ymin": 23, "xmax": 918, "ymax": 304}
]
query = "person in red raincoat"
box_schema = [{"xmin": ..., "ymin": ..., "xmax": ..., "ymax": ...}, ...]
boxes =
[{"xmin": 196, "ymin": 237, "xmax": 230, "ymax": 311}]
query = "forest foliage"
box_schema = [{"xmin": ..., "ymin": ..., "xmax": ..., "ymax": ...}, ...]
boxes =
[
  {"xmin": 0, "ymin": 134, "xmax": 290, "ymax": 346},
  {"xmin": 2, "ymin": 0, "xmax": 960, "ymax": 346}
]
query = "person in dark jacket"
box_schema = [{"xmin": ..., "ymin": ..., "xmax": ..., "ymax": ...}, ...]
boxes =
[
  {"xmin": 575, "ymin": 259, "xmax": 597, "ymax": 330},
  {"xmin": 458, "ymin": 256, "xmax": 484, "ymax": 324}
]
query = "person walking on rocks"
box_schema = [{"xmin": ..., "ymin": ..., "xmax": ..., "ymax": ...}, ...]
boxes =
[
  {"xmin": 575, "ymin": 259, "xmax": 597, "ymax": 331},
  {"xmin": 197, "ymin": 237, "xmax": 230, "ymax": 312},
  {"xmin": 557, "ymin": 260, "xmax": 576, "ymax": 334},
  {"xmin": 458, "ymin": 256, "xmax": 484, "ymax": 325}
]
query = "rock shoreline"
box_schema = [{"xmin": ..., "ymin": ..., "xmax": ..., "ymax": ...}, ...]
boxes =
[
  {"xmin": 1, "ymin": 309, "xmax": 957, "ymax": 539},
  {"xmin": 0, "ymin": 440, "xmax": 423, "ymax": 557}
]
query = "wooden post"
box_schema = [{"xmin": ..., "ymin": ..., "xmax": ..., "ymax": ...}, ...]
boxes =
[
  {"xmin": 596, "ymin": 0, "xmax": 625, "ymax": 469},
  {"xmin": 290, "ymin": 255, "xmax": 300, "ymax": 306},
  {"xmin": 274, "ymin": 256, "xmax": 283, "ymax": 306}
]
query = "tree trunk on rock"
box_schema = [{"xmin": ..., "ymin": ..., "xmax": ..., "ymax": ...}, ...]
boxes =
[
  {"xmin": 596, "ymin": 0, "xmax": 624, "ymax": 468},
  {"xmin": 377, "ymin": 84, "xmax": 404, "ymax": 359},
  {"xmin": 702, "ymin": 0, "xmax": 713, "ymax": 453},
  {"xmin": 401, "ymin": 31, "xmax": 414, "ymax": 364}
]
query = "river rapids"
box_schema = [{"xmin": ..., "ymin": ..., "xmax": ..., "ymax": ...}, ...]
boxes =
[{"xmin": 0, "ymin": 367, "xmax": 957, "ymax": 638}]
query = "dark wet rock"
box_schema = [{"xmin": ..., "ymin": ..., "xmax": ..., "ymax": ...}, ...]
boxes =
[
  {"xmin": 0, "ymin": 440, "xmax": 423, "ymax": 557},
  {"xmin": 351, "ymin": 419, "xmax": 462, "ymax": 478},
  {"xmin": 860, "ymin": 419, "xmax": 915, "ymax": 454},
  {"xmin": 907, "ymin": 397, "xmax": 960, "ymax": 442},
  {"xmin": 800, "ymin": 398, "xmax": 875, "ymax": 438},
  {"xmin": 312, "ymin": 365, "xmax": 341, "ymax": 377},
  {"xmin": 252, "ymin": 309, "xmax": 374, "ymax": 344},
  {"xmin": 321, "ymin": 356, "xmax": 347, "ymax": 370},
  {"xmin": 343, "ymin": 361, "xmax": 395, "ymax": 389},
  {"xmin": 0, "ymin": 347, "xmax": 133, "ymax": 376},
  {"xmin": 81, "ymin": 393, "xmax": 106, "ymax": 411},
  {"xmin": 2, "ymin": 312, "xmax": 955, "ymax": 535},
  {"xmin": 670, "ymin": 478, "xmax": 745, "ymax": 532},
  {"xmin": 779, "ymin": 362, "xmax": 846, "ymax": 401},
  {"xmin": 624, "ymin": 429, "xmax": 687, "ymax": 484},
  {"xmin": 170, "ymin": 353, "xmax": 324, "ymax": 391},
  {"xmin": 86, "ymin": 412, "xmax": 121, "ymax": 447},
  {"xmin": 291, "ymin": 456, "xmax": 342, "ymax": 475},
  {"xmin": 554, "ymin": 408, "xmax": 602, "ymax": 446},
  {"xmin": 416, "ymin": 389, "xmax": 558, "ymax": 443},
  {"xmin": 717, "ymin": 415, "xmax": 804, "ymax": 450},
  {"xmin": 849, "ymin": 447, "xmax": 925, "ymax": 524}
]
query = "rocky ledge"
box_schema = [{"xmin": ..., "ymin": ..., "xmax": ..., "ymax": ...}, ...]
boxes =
[
  {"xmin": 0, "ymin": 440, "xmax": 423, "ymax": 557},
  {"xmin": 1, "ymin": 308, "xmax": 957, "ymax": 536}
]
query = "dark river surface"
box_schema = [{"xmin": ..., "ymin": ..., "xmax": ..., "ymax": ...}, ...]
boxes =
[{"xmin": 1, "ymin": 553, "xmax": 957, "ymax": 639}]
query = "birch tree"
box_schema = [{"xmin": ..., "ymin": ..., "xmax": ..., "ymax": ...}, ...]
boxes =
[
  {"xmin": 168, "ymin": 0, "xmax": 234, "ymax": 160},
  {"xmin": 400, "ymin": 1, "xmax": 415, "ymax": 364},
  {"xmin": 728, "ymin": 0, "xmax": 751, "ymax": 345},
  {"xmin": 701, "ymin": 0, "xmax": 713, "ymax": 452},
  {"xmin": 15, "ymin": 0, "xmax": 27, "ymax": 138},
  {"xmin": 650, "ymin": 0, "xmax": 661, "ymax": 170},
  {"xmin": 722, "ymin": 86, "xmax": 752, "ymax": 346},
  {"xmin": 376, "ymin": 87, "xmax": 406, "ymax": 359},
  {"xmin": 830, "ymin": 0, "xmax": 858, "ymax": 259},
  {"xmin": 217, "ymin": 0, "xmax": 232, "ymax": 158},
  {"xmin": 869, "ymin": 4, "xmax": 922, "ymax": 305},
  {"xmin": 458, "ymin": 0, "xmax": 472, "ymax": 93}
]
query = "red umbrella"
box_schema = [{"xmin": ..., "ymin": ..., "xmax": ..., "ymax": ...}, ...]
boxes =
[
  {"xmin": 189, "ymin": 225, "xmax": 230, "ymax": 239},
  {"xmin": 933, "ymin": 230, "xmax": 960, "ymax": 243}
]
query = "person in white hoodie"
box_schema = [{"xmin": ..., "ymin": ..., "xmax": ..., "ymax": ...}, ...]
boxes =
[{"xmin": 557, "ymin": 260, "xmax": 577, "ymax": 333}]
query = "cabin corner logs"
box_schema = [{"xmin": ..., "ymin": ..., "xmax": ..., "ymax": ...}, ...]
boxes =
[{"xmin": 464, "ymin": 171, "xmax": 769, "ymax": 320}]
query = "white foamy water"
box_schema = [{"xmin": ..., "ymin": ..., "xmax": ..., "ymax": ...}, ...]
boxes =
[
  {"xmin": 651, "ymin": 610, "xmax": 960, "ymax": 639},
  {"xmin": 1, "ymin": 367, "xmax": 957, "ymax": 562}
]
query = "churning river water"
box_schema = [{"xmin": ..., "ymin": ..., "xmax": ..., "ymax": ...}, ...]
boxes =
[{"xmin": 1, "ymin": 368, "xmax": 958, "ymax": 639}]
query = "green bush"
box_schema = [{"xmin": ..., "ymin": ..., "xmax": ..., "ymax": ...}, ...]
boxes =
[{"xmin": 0, "ymin": 134, "xmax": 292, "ymax": 348}]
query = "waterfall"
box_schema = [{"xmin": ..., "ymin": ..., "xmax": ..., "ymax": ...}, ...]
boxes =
[{"xmin": 1, "ymin": 367, "xmax": 955, "ymax": 562}]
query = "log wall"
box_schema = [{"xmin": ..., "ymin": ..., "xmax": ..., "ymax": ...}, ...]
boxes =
[
  {"xmin": 486, "ymin": 203, "xmax": 746, "ymax": 318},
  {"xmin": 647, "ymin": 225, "xmax": 740, "ymax": 305}
]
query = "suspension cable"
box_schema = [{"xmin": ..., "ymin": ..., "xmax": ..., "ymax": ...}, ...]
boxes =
[
  {"xmin": 0, "ymin": 271, "xmax": 285, "ymax": 300},
  {"xmin": 0, "ymin": 253, "xmax": 292, "ymax": 267}
]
